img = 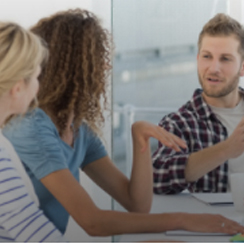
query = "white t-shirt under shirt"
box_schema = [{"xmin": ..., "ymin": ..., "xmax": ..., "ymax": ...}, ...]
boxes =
[
  {"xmin": 210, "ymin": 98, "xmax": 244, "ymax": 190},
  {"xmin": 0, "ymin": 131, "xmax": 66, "ymax": 242}
]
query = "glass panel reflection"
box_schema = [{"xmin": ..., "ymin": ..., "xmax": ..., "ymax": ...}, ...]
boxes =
[{"xmin": 111, "ymin": 2, "xmax": 228, "ymax": 234}]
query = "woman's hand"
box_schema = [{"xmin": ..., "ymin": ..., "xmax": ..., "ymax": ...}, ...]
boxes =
[
  {"xmin": 180, "ymin": 213, "xmax": 244, "ymax": 235},
  {"xmin": 131, "ymin": 121, "xmax": 187, "ymax": 152}
]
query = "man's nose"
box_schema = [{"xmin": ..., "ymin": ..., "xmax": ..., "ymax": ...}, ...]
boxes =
[{"xmin": 208, "ymin": 59, "xmax": 221, "ymax": 73}]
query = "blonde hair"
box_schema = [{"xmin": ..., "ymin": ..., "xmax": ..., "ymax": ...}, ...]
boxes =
[
  {"xmin": 0, "ymin": 22, "xmax": 48, "ymax": 97},
  {"xmin": 198, "ymin": 13, "xmax": 244, "ymax": 59}
]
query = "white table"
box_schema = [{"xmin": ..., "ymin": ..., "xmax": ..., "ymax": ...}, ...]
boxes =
[{"xmin": 117, "ymin": 192, "xmax": 243, "ymax": 242}]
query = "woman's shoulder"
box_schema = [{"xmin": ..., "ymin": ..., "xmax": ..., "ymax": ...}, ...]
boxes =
[
  {"xmin": 28, "ymin": 108, "xmax": 53, "ymax": 124},
  {"xmin": 3, "ymin": 108, "xmax": 57, "ymax": 139},
  {"xmin": 78, "ymin": 122, "xmax": 98, "ymax": 138}
]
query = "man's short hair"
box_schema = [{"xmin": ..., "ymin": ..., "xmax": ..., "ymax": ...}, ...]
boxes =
[{"xmin": 198, "ymin": 13, "xmax": 244, "ymax": 59}]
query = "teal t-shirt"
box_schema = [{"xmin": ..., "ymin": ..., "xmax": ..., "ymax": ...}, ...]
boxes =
[{"xmin": 3, "ymin": 108, "xmax": 107, "ymax": 233}]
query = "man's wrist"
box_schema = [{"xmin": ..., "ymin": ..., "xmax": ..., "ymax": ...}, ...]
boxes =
[{"xmin": 217, "ymin": 140, "xmax": 231, "ymax": 161}]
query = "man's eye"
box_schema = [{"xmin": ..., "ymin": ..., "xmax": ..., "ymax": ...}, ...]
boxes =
[{"xmin": 222, "ymin": 57, "xmax": 229, "ymax": 61}]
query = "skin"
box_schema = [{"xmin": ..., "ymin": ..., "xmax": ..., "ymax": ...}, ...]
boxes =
[
  {"xmin": 198, "ymin": 35, "xmax": 244, "ymax": 108},
  {"xmin": 1, "ymin": 38, "xmax": 242, "ymax": 237},
  {"xmin": 0, "ymin": 66, "xmax": 40, "ymax": 125},
  {"xmin": 185, "ymin": 34, "xmax": 244, "ymax": 182},
  {"xmin": 5, "ymin": 32, "xmax": 241, "ymax": 238},
  {"xmin": 41, "ymin": 167, "xmax": 244, "ymax": 236},
  {"xmin": 39, "ymin": 111, "xmax": 244, "ymax": 236}
]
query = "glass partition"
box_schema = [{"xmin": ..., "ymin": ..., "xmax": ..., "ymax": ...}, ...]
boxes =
[
  {"xmin": 111, "ymin": 0, "xmax": 228, "ymax": 225},
  {"xmin": 112, "ymin": 0, "xmax": 227, "ymax": 241},
  {"xmin": 112, "ymin": 0, "xmax": 227, "ymax": 176}
]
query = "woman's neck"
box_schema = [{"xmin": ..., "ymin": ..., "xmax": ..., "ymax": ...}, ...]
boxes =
[
  {"xmin": 61, "ymin": 126, "xmax": 74, "ymax": 147},
  {"xmin": 0, "ymin": 95, "xmax": 13, "ymax": 127},
  {"xmin": 45, "ymin": 109, "xmax": 75, "ymax": 147}
]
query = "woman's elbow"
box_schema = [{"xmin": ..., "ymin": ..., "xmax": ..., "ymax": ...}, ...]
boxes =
[
  {"xmin": 81, "ymin": 222, "xmax": 104, "ymax": 237},
  {"xmin": 127, "ymin": 203, "xmax": 151, "ymax": 214},
  {"xmin": 78, "ymin": 218, "xmax": 109, "ymax": 237}
]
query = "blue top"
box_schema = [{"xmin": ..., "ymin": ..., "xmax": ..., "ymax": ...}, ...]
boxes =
[{"xmin": 3, "ymin": 108, "xmax": 107, "ymax": 233}]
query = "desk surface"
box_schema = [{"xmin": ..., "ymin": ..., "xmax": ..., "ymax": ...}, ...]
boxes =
[{"xmin": 118, "ymin": 192, "xmax": 243, "ymax": 242}]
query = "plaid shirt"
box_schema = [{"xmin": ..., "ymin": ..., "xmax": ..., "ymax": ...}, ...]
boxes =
[{"xmin": 152, "ymin": 88, "xmax": 241, "ymax": 194}]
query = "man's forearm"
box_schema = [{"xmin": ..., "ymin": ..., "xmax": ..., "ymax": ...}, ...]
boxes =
[{"xmin": 185, "ymin": 140, "xmax": 229, "ymax": 182}]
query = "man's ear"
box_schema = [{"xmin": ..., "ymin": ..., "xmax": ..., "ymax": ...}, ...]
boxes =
[
  {"xmin": 9, "ymin": 79, "xmax": 25, "ymax": 99},
  {"xmin": 197, "ymin": 53, "xmax": 199, "ymax": 61},
  {"xmin": 240, "ymin": 60, "xmax": 244, "ymax": 77}
]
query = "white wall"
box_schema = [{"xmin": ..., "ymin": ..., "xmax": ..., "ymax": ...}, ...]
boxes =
[
  {"xmin": 0, "ymin": 0, "xmax": 112, "ymax": 242},
  {"xmin": 227, "ymin": 0, "xmax": 244, "ymax": 22},
  {"xmin": 113, "ymin": 0, "xmax": 227, "ymax": 53},
  {"xmin": 0, "ymin": 0, "xmax": 93, "ymax": 27}
]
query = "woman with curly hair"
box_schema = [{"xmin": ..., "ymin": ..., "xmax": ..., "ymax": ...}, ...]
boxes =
[{"xmin": 3, "ymin": 9, "xmax": 244, "ymax": 238}]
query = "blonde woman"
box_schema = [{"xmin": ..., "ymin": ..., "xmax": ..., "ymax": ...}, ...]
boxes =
[
  {"xmin": 0, "ymin": 22, "xmax": 66, "ymax": 242},
  {"xmin": 3, "ymin": 9, "xmax": 244, "ymax": 238}
]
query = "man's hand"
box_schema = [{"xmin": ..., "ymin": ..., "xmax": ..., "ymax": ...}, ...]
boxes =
[{"xmin": 224, "ymin": 117, "xmax": 244, "ymax": 159}]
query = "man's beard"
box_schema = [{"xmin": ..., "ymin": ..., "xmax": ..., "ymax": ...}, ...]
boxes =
[{"xmin": 198, "ymin": 72, "xmax": 240, "ymax": 98}]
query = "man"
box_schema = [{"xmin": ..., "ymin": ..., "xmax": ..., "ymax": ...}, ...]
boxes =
[{"xmin": 153, "ymin": 13, "xmax": 244, "ymax": 194}]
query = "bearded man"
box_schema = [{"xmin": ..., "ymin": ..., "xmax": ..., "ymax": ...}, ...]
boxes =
[{"xmin": 153, "ymin": 13, "xmax": 244, "ymax": 194}]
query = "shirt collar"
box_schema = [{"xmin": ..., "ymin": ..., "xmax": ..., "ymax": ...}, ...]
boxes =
[
  {"xmin": 191, "ymin": 87, "xmax": 244, "ymax": 120},
  {"xmin": 191, "ymin": 89, "xmax": 212, "ymax": 120}
]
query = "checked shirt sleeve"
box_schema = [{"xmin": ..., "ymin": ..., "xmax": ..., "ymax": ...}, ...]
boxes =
[{"xmin": 152, "ymin": 115, "xmax": 194, "ymax": 194}]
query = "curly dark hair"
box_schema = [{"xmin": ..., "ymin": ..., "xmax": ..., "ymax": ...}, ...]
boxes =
[{"xmin": 30, "ymin": 8, "xmax": 112, "ymax": 136}]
